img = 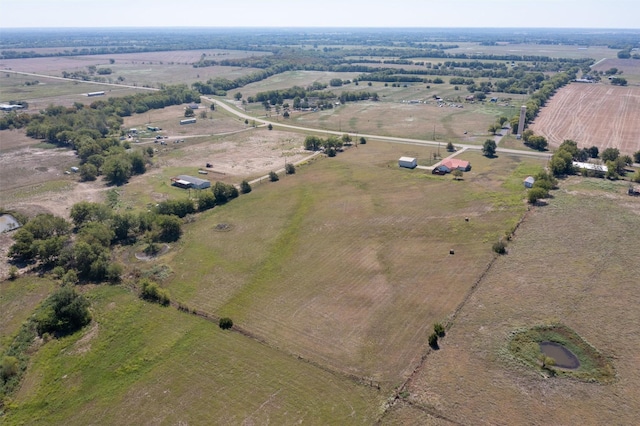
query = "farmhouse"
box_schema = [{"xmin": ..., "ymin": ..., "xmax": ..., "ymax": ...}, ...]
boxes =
[
  {"xmin": 180, "ymin": 118, "xmax": 196, "ymax": 125},
  {"xmin": 441, "ymin": 159, "xmax": 471, "ymax": 172},
  {"xmin": 398, "ymin": 157, "xmax": 417, "ymax": 169},
  {"xmin": 171, "ymin": 175, "xmax": 211, "ymax": 190}
]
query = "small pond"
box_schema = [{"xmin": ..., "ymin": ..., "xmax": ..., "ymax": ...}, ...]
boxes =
[
  {"xmin": 539, "ymin": 341, "xmax": 581, "ymax": 369},
  {"xmin": 0, "ymin": 214, "xmax": 20, "ymax": 233}
]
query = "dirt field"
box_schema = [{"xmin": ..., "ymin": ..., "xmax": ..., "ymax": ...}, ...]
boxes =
[
  {"xmin": 400, "ymin": 178, "xmax": 640, "ymax": 424},
  {"xmin": 530, "ymin": 83, "xmax": 640, "ymax": 154}
]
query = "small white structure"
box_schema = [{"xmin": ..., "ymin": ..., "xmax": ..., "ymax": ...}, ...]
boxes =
[
  {"xmin": 398, "ymin": 157, "xmax": 417, "ymax": 169},
  {"xmin": 524, "ymin": 176, "xmax": 535, "ymax": 188},
  {"xmin": 180, "ymin": 118, "xmax": 196, "ymax": 125},
  {"xmin": 0, "ymin": 103, "xmax": 24, "ymax": 111},
  {"xmin": 572, "ymin": 161, "xmax": 608, "ymax": 175},
  {"xmin": 87, "ymin": 91, "xmax": 105, "ymax": 97},
  {"xmin": 70, "ymin": 166, "xmax": 79, "ymax": 173}
]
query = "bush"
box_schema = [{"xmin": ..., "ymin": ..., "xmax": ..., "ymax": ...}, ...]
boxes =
[
  {"xmin": 359, "ymin": 137, "xmax": 367, "ymax": 145},
  {"xmin": 269, "ymin": 171, "xmax": 279, "ymax": 182},
  {"xmin": 528, "ymin": 187, "xmax": 548, "ymax": 204},
  {"xmin": 139, "ymin": 279, "xmax": 170, "ymax": 306},
  {"xmin": 434, "ymin": 322, "xmax": 445, "ymax": 337},
  {"xmin": 285, "ymin": 163, "xmax": 296, "ymax": 175},
  {"xmin": 34, "ymin": 287, "xmax": 91, "ymax": 336},
  {"xmin": 219, "ymin": 317, "xmax": 233, "ymax": 330},
  {"xmin": 428, "ymin": 332, "xmax": 439, "ymax": 349},
  {"xmin": 492, "ymin": 239, "xmax": 507, "ymax": 255},
  {"xmin": 240, "ymin": 180, "xmax": 252, "ymax": 194},
  {"xmin": 8, "ymin": 265, "xmax": 18, "ymax": 280}
]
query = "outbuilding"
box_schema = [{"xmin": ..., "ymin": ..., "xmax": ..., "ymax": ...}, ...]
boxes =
[
  {"xmin": 171, "ymin": 174, "xmax": 211, "ymax": 190},
  {"xmin": 180, "ymin": 118, "xmax": 196, "ymax": 125},
  {"xmin": 398, "ymin": 157, "xmax": 417, "ymax": 169},
  {"xmin": 524, "ymin": 176, "xmax": 535, "ymax": 188}
]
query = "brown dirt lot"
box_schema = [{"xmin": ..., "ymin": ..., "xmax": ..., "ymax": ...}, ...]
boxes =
[
  {"xmin": 401, "ymin": 179, "xmax": 640, "ymax": 424},
  {"xmin": 530, "ymin": 83, "xmax": 640, "ymax": 154}
]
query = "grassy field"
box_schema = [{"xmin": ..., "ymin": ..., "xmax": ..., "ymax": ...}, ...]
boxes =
[
  {"xmin": 4, "ymin": 285, "xmax": 385, "ymax": 425},
  {"xmin": 139, "ymin": 142, "xmax": 543, "ymax": 388},
  {"xmin": 401, "ymin": 177, "xmax": 640, "ymax": 424},
  {"xmin": 0, "ymin": 277, "xmax": 56, "ymax": 354}
]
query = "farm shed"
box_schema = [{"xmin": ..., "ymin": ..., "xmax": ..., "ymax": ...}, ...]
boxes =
[
  {"xmin": 187, "ymin": 103, "xmax": 200, "ymax": 109},
  {"xmin": 432, "ymin": 165, "xmax": 450, "ymax": 175},
  {"xmin": 572, "ymin": 161, "xmax": 607, "ymax": 176},
  {"xmin": 87, "ymin": 91, "xmax": 105, "ymax": 97},
  {"xmin": 180, "ymin": 118, "xmax": 196, "ymax": 125},
  {"xmin": 399, "ymin": 157, "xmax": 417, "ymax": 169},
  {"xmin": 0, "ymin": 104, "xmax": 24, "ymax": 111},
  {"xmin": 172, "ymin": 175, "xmax": 211, "ymax": 190},
  {"xmin": 524, "ymin": 176, "xmax": 535, "ymax": 188}
]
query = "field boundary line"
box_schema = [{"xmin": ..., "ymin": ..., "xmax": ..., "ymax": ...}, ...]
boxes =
[{"xmin": 378, "ymin": 206, "xmax": 533, "ymax": 423}]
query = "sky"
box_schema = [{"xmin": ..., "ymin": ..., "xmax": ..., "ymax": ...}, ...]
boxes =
[{"xmin": 0, "ymin": 0, "xmax": 638, "ymax": 29}]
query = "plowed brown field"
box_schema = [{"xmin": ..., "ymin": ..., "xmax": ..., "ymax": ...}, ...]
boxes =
[{"xmin": 531, "ymin": 83, "xmax": 640, "ymax": 154}]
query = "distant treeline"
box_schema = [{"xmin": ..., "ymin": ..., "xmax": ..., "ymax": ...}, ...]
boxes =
[{"xmin": 2, "ymin": 27, "xmax": 639, "ymax": 60}]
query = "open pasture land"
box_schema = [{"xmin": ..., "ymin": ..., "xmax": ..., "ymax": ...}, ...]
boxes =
[
  {"xmin": 448, "ymin": 42, "xmax": 616, "ymax": 60},
  {"xmin": 0, "ymin": 277, "xmax": 55, "ymax": 354},
  {"xmin": 530, "ymin": 83, "xmax": 640, "ymax": 154},
  {"xmin": 288, "ymin": 98, "xmax": 514, "ymax": 143},
  {"xmin": 156, "ymin": 143, "xmax": 544, "ymax": 387},
  {"xmin": 5, "ymin": 285, "xmax": 385, "ymax": 425},
  {"xmin": 402, "ymin": 178, "xmax": 640, "ymax": 424},
  {"xmin": 591, "ymin": 58, "xmax": 640, "ymax": 85},
  {"xmin": 0, "ymin": 73, "xmax": 145, "ymax": 109},
  {"xmin": 1, "ymin": 49, "xmax": 269, "ymax": 87}
]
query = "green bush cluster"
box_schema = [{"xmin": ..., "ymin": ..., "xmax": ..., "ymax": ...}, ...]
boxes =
[{"xmin": 139, "ymin": 279, "xmax": 170, "ymax": 306}]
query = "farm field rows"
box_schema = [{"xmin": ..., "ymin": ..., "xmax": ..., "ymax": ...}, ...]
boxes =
[
  {"xmin": 402, "ymin": 179, "xmax": 640, "ymax": 424},
  {"xmin": 530, "ymin": 83, "xmax": 640, "ymax": 154}
]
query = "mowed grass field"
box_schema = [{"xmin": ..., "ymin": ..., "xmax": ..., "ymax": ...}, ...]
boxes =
[
  {"xmin": 148, "ymin": 142, "xmax": 544, "ymax": 387},
  {"xmin": 4, "ymin": 285, "xmax": 385, "ymax": 425},
  {"xmin": 401, "ymin": 177, "xmax": 640, "ymax": 424}
]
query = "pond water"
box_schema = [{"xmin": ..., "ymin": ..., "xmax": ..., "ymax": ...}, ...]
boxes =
[
  {"xmin": 539, "ymin": 341, "xmax": 581, "ymax": 369},
  {"xmin": 0, "ymin": 214, "xmax": 20, "ymax": 233}
]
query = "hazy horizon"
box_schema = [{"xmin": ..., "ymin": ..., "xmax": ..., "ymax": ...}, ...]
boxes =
[{"xmin": 0, "ymin": 0, "xmax": 638, "ymax": 30}]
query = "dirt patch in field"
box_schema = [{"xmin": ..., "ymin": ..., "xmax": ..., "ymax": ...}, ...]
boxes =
[{"xmin": 530, "ymin": 83, "xmax": 640, "ymax": 154}]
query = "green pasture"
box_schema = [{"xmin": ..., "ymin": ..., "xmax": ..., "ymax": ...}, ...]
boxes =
[
  {"xmin": 145, "ymin": 142, "xmax": 544, "ymax": 385},
  {"xmin": 0, "ymin": 277, "xmax": 56, "ymax": 354},
  {"xmin": 4, "ymin": 285, "xmax": 383, "ymax": 424}
]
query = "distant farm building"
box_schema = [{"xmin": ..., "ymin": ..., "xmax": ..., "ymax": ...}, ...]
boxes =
[
  {"xmin": 398, "ymin": 157, "xmax": 417, "ymax": 169},
  {"xmin": 524, "ymin": 176, "xmax": 535, "ymax": 188},
  {"xmin": 180, "ymin": 118, "xmax": 196, "ymax": 125},
  {"xmin": 147, "ymin": 125, "xmax": 160, "ymax": 131},
  {"xmin": 187, "ymin": 103, "xmax": 200, "ymax": 110},
  {"xmin": 572, "ymin": 161, "xmax": 607, "ymax": 176},
  {"xmin": 87, "ymin": 91, "xmax": 105, "ymax": 97},
  {"xmin": 171, "ymin": 175, "xmax": 210, "ymax": 190},
  {"xmin": 0, "ymin": 103, "xmax": 24, "ymax": 111}
]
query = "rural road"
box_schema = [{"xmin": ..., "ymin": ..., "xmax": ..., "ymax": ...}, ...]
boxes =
[
  {"xmin": 207, "ymin": 97, "xmax": 553, "ymax": 161},
  {"xmin": 5, "ymin": 70, "xmax": 552, "ymax": 161}
]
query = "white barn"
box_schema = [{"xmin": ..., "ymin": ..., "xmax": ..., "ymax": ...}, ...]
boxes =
[{"xmin": 398, "ymin": 157, "xmax": 417, "ymax": 169}]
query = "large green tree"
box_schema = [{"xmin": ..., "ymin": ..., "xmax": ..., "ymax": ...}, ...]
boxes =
[
  {"xmin": 102, "ymin": 155, "xmax": 132, "ymax": 185},
  {"xmin": 482, "ymin": 139, "xmax": 497, "ymax": 157}
]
